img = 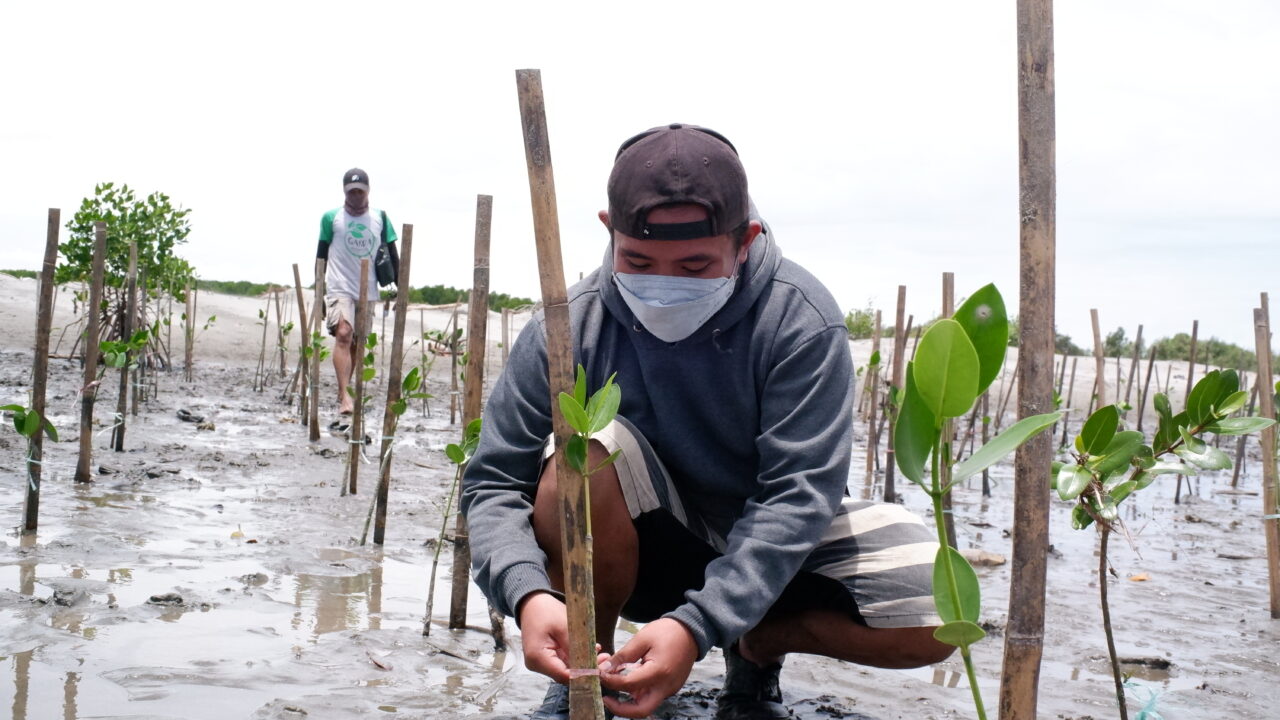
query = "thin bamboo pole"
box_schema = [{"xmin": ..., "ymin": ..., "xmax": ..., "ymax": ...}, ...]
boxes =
[
  {"xmin": 451, "ymin": 195, "xmax": 493, "ymax": 630},
  {"xmin": 1231, "ymin": 379, "xmax": 1259, "ymax": 488},
  {"xmin": 1091, "ymin": 309, "xmax": 1107, "ymax": 408},
  {"xmin": 1136, "ymin": 347, "xmax": 1157, "ymax": 432},
  {"xmin": 346, "ymin": 260, "xmax": 371, "ymax": 495},
  {"xmin": 864, "ymin": 310, "xmax": 882, "ymax": 486},
  {"xmin": 940, "ymin": 273, "xmax": 956, "ymax": 548},
  {"xmin": 293, "ymin": 265, "xmax": 311, "ymax": 422},
  {"xmin": 75, "ymin": 223, "xmax": 108, "ymax": 483},
  {"xmin": 419, "ymin": 308, "xmax": 428, "ymax": 417},
  {"xmin": 275, "ymin": 288, "xmax": 287, "ymax": 376},
  {"xmin": 502, "ymin": 308, "xmax": 512, "ymax": 366},
  {"xmin": 981, "ymin": 392, "xmax": 992, "ymax": 497},
  {"xmin": 1185, "ymin": 319, "xmax": 1200, "ymax": 403},
  {"xmin": 183, "ymin": 282, "xmax": 195, "ymax": 382},
  {"xmin": 112, "ymin": 242, "xmax": 137, "ymax": 451},
  {"xmin": 1061, "ymin": 356, "xmax": 1077, "ymax": 448},
  {"xmin": 516, "ymin": 68, "xmax": 604, "ymax": 720},
  {"xmin": 1254, "ymin": 303, "xmax": 1279, "ymax": 618},
  {"xmin": 374, "ymin": 225, "xmax": 414, "ymax": 546},
  {"xmin": 884, "ymin": 285, "xmax": 907, "ymax": 504},
  {"xmin": 449, "ymin": 300, "xmax": 461, "ymax": 424},
  {"xmin": 255, "ymin": 294, "xmax": 271, "ymax": 392},
  {"xmin": 1000, "ymin": 0, "xmax": 1056, "ymax": 713},
  {"xmin": 23, "ymin": 209, "xmax": 60, "ymax": 531},
  {"xmin": 309, "ymin": 260, "xmax": 326, "ymax": 442},
  {"xmin": 1124, "ymin": 325, "xmax": 1143, "ymax": 404}
]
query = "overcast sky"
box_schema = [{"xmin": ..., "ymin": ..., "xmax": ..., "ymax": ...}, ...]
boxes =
[{"xmin": 2, "ymin": 1, "xmax": 1276, "ymax": 351}]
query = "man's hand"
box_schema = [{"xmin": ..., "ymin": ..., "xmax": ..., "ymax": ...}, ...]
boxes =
[
  {"xmin": 517, "ymin": 592, "xmax": 572, "ymax": 684},
  {"xmin": 599, "ymin": 618, "xmax": 699, "ymax": 718}
]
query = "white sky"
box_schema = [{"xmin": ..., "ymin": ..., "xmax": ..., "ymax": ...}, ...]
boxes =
[{"xmin": 2, "ymin": 0, "xmax": 1276, "ymax": 351}]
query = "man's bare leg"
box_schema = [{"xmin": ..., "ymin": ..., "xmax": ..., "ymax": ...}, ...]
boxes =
[
  {"xmin": 532, "ymin": 439, "xmax": 638, "ymax": 652},
  {"xmin": 332, "ymin": 318, "xmax": 355, "ymax": 414},
  {"xmin": 740, "ymin": 608, "xmax": 953, "ymax": 669}
]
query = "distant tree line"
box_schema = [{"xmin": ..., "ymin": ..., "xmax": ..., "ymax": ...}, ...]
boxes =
[{"xmin": 400, "ymin": 284, "xmax": 534, "ymax": 311}]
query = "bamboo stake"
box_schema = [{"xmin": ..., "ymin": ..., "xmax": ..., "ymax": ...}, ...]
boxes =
[
  {"xmin": 23, "ymin": 209, "xmax": 60, "ymax": 531},
  {"xmin": 1185, "ymin": 319, "xmax": 1199, "ymax": 403},
  {"xmin": 909, "ymin": 322, "xmax": 921, "ymax": 361},
  {"xmin": 346, "ymin": 259, "xmax": 371, "ymax": 495},
  {"xmin": 293, "ymin": 264, "xmax": 311, "ymax": 423},
  {"xmin": 275, "ymin": 288, "xmax": 287, "ymax": 376},
  {"xmin": 940, "ymin": 273, "xmax": 956, "ymax": 549},
  {"xmin": 864, "ymin": 310, "xmax": 882, "ymax": 487},
  {"xmin": 374, "ymin": 225, "xmax": 414, "ymax": 546},
  {"xmin": 995, "ymin": 354, "xmax": 1022, "ymax": 434},
  {"xmin": 183, "ymin": 282, "xmax": 194, "ymax": 382},
  {"xmin": 112, "ymin": 242, "xmax": 137, "ymax": 451},
  {"xmin": 419, "ymin": 308, "xmax": 428, "ymax": 417},
  {"xmin": 449, "ymin": 299, "xmax": 461, "ymax": 424},
  {"xmin": 255, "ymin": 294, "xmax": 271, "ymax": 392},
  {"xmin": 1091, "ymin": 309, "xmax": 1107, "ymax": 408},
  {"xmin": 1061, "ymin": 356, "xmax": 1078, "ymax": 448},
  {"xmin": 502, "ymin": 307, "xmax": 512, "ymax": 366},
  {"xmin": 1231, "ymin": 379, "xmax": 1259, "ymax": 488},
  {"xmin": 451, "ymin": 195, "xmax": 493, "ymax": 630},
  {"xmin": 1136, "ymin": 347, "xmax": 1157, "ymax": 432},
  {"xmin": 884, "ymin": 285, "xmax": 907, "ymax": 504},
  {"xmin": 980, "ymin": 392, "xmax": 992, "ymax": 497},
  {"xmin": 75, "ymin": 223, "xmax": 108, "ymax": 483},
  {"xmin": 1000, "ymin": 0, "xmax": 1056, "ymax": 712},
  {"xmin": 516, "ymin": 68, "xmax": 604, "ymax": 720},
  {"xmin": 1124, "ymin": 325, "xmax": 1143, "ymax": 404},
  {"xmin": 309, "ymin": 260, "xmax": 326, "ymax": 442},
  {"xmin": 1253, "ymin": 304, "xmax": 1279, "ymax": 618}
]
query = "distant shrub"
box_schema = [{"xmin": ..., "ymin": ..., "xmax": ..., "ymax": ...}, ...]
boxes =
[{"xmin": 1, "ymin": 269, "xmax": 37, "ymax": 280}]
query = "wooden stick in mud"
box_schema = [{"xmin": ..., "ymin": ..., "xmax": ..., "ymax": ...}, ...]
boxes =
[
  {"xmin": 502, "ymin": 308, "xmax": 512, "ymax": 366},
  {"xmin": 1090, "ymin": 309, "xmax": 1106, "ymax": 408},
  {"xmin": 516, "ymin": 68, "xmax": 605, "ymax": 720},
  {"xmin": 864, "ymin": 310, "xmax": 882, "ymax": 486},
  {"xmin": 1000, "ymin": 0, "xmax": 1056, "ymax": 713},
  {"xmin": 75, "ymin": 223, "xmax": 108, "ymax": 483},
  {"xmin": 1231, "ymin": 379, "xmax": 1259, "ymax": 488},
  {"xmin": 449, "ymin": 299, "xmax": 461, "ymax": 425},
  {"xmin": 274, "ymin": 288, "xmax": 287, "ymax": 376},
  {"xmin": 1255, "ymin": 301, "xmax": 1280, "ymax": 618},
  {"xmin": 255, "ymin": 294, "xmax": 272, "ymax": 392},
  {"xmin": 112, "ymin": 242, "xmax": 137, "ymax": 452},
  {"xmin": 1136, "ymin": 346, "xmax": 1157, "ymax": 432},
  {"xmin": 884, "ymin": 285, "xmax": 907, "ymax": 504},
  {"xmin": 980, "ymin": 392, "xmax": 992, "ymax": 497},
  {"xmin": 183, "ymin": 281, "xmax": 195, "ymax": 382},
  {"xmin": 995, "ymin": 353, "xmax": 1022, "ymax": 434},
  {"xmin": 418, "ymin": 308, "xmax": 428, "ymax": 417},
  {"xmin": 374, "ymin": 225, "xmax": 414, "ymax": 546},
  {"xmin": 940, "ymin": 272, "xmax": 956, "ymax": 548},
  {"xmin": 309, "ymin": 261, "xmax": 325, "ymax": 442},
  {"xmin": 346, "ymin": 259, "xmax": 371, "ymax": 495},
  {"xmin": 1185, "ymin": 319, "xmax": 1199, "ymax": 403},
  {"xmin": 24, "ymin": 209, "xmax": 60, "ymax": 531},
  {"xmin": 1124, "ymin": 325, "xmax": 1143, "ymax": 404},
  {"xmin": 450, "ymin": 195, "xmax": 493, "ymax": 630},
  {"xmin": 1061, "ymin": 355, "xmax": 1078, "ymax": 448},
  {"xmin": 292, "ymin": 264, "xmax": 310, "ymax": 422},
  {"xmin": 909, "ymin": 321, "xmax": 921, "ymax": 361}
]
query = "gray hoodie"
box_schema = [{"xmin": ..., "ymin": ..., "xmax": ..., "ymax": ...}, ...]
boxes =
[{"xmin": 460, "ymin": 227, "xmax": 854, "ymax": 657}]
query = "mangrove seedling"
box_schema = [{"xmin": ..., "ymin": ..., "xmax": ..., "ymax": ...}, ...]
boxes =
[
  {"xmin": 894, "ymin": 283, "xmax": 1062, "ymax": 720},
  {"xmin": 1055, "ymin": 369, "xmax": 1274, "ymax": 719},
  {"xmin": 424, "ymin": 416, "xmax": 482, "ymax": 634}
]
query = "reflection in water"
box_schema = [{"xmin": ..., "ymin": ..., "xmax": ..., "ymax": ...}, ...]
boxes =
[
  {"xmin": 12, "ymin": 650, "xmax": 31, "ymax": 720},
  {"xmin": 930, "ymin": 666, "xmax": 962, "ymax": 688},
  {"xmin": 63, "ymin": 671, "xmax": 78, "ymax": 720},
  {"xmin": 292, "ymin": 549, "xmax": 387, "ymax": 637}
]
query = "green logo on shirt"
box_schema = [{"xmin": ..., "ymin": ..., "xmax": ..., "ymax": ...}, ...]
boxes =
[{"xmin": 344, "ymin": 222, "xmax": 376, "ymax": 257}]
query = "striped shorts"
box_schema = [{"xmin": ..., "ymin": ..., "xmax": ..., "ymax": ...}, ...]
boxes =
[{"xmin": 552, "ymin": 418, "xmax": 942, "ymax": 629}]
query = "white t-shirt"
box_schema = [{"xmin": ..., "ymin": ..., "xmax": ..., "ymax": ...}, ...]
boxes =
[{"xmin": 319, "ymin": 207, "xmax": 395, "ymax": 301}]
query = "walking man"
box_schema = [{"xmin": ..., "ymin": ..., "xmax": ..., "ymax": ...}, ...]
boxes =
[
  {"xmin": 316, "ymin": 168, "xmax": 398, "ymax": 416},
  {"xmin": 462, "ymin": 124, "xmax": 950, "ymax": 719}
]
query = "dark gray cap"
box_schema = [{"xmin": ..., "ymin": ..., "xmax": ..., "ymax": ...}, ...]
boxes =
[
  {"xmin": 343, "ymin": 168, "xmax": 370, "ymax": 191},
  {"xmin": 607, "ymin": 124, "xmax": 748, "ymax": 241}
]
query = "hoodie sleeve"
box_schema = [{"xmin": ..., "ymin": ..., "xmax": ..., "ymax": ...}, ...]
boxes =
[
  {"xmin": 665, "ymin": 321, "xmax": 854, "ymax": 656},
  {"xmin": 460, "ymin": 314, "xmax": 557, "ymax": 618}
]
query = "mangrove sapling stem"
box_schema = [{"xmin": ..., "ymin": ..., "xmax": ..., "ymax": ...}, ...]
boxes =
[
  {"xmin": 1098, "ymin": 524, "xmax": 1128, "ymax": 720},
  {"xmin": 112, "ymin": 242, "xmax": 137, "ymax": 452},
  {"xmin": 930, "ymin": 442, "xmax": 986, "ymax": 719},
  {"xmin": 424, "ymin": 468, "xmax": 462, "ymax": 635},
  {"xmin": 75, "ymin": 223, "xmax": 107, "ymax": 484},
  {"xmin": 1232, "ymin": 380, "xmax": 1259, "ymax": 488}
]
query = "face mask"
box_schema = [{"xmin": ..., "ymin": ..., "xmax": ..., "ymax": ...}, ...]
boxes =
[{"xmin": 613, "ymin": 268, "xmax": 737, "ymax": 343}]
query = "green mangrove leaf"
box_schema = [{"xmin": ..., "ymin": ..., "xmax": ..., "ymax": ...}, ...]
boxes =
[
  {"xmin": 42, "ymin": 417, "xmax": 58, "ymax": 442},
  {"xmin": 587, "ymin": 381, "xmax": 622, "ymax": 435},
  {"xmin": 1153, "ymin": 393, "xmax": 1171, "ymax": 418},
  {"xmin": 557, "ymin": 392, "xmax": 589, "ymax": 434},
  {"xmin": 1071, "ymin": 503, "xmax": 1095, "ymax": 530},
  {"xmin": 1097, "ymin": 495, "xmax": 1119, "ymax": 522},
  {"xmin": 361, "ymin": 367, "xmax": 376, "ymax": 382},
  {"xmin": 1205, "ymin": 416, "xmax": 1276, "ymax": 436},
  {"xmin": 1214, "ymin": 390, "xmax": 1248, "ymax": 419},
  {"xmin": 952, "ymin": 283, "xmax": 1008, "ymax": 395},
  {"xmin": 566, "ymin": 434, "xmax": 588, "ymax": 474},
  {"xmin": 1186, "ymin": 370, "xmax": 1222, "ymax": 427},
  {"xmin": 591, "ymin": 449, "xmax": 622, "ymax": 475},
  {"xmin": 934, "ymin": 620, "xmax": 986, "ymax": 648},
  {"xmin": 1109, "ymin": 480, "xmax": 1138, "ymax": 504},
  {"xmin": 932, "ymin": 546, "xmax": 980, "ymax": 624},
  {"xmin": 893, "ymin": 364, "xmax": 937, "ymax": 487},
  {"xmin": 445, "ymin": 444, "xmax": 465, "ymax": 465},
  {"xmin": 391, "ymin": 398, "xmax": 407, "ymax": 416},
  {"xmin": 1174, "ymin": 442, "xmax": 1232, "ymax": 471},
  {"xmin": 22, "ymin": 409, "xmax": 39, "ymax": 437},
  {"xmin": 1132, "ymin": 469, "xmax": 1156, "ymax": 490},
  {"xmin": 1057, "ymin": 464, "xmax": 1093, "ymax": 501},
  {"xmin": 912, "ymin": 319, "xmax": 980, "ymax": 420},
  {"xmin": 952, "ymin": 411, "xmax": 1062, "ymax": 483},
  {"xmin": 1088, "ymin": 430, "xmax": 1145, "ymax": 478},
  {"xmin": 1177, "ymin": 426, "xmax": 1207, "ymax": 454},
  {"xmin": 403, "ymin": 366, "xmax": 422, "ymax": 393},
  {"xmin": 869, "ymin": 350, "xmax": 881, "ymax": 366},
  {"xmin": 573, "ymin": 364, "xmax": 587, "ymax": 408},
  {"xmin": 1079, "ymin": 405, "xmax": 1120, "ymax": 456}
]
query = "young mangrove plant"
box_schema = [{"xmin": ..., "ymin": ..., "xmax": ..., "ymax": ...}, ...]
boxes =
[
  {"xmin": 424, "ymin": 415, "xmax": 482, "ymax": 634},
  {"xmin": 893, "ymin": 283, "xmax": 1062, "ymax": 720},
  {"xmin": 1055, "ymin": 369, "xmax": 1274, "ymax": 719}
]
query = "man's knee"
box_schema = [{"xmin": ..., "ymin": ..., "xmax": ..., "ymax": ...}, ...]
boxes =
[
  {"xmin": 333, "ymin": 321, "xmax": 353, "ymax": 345},
  {"xmin": 887, "ymin": 626, "xmax": 955, "ymax": 667}
]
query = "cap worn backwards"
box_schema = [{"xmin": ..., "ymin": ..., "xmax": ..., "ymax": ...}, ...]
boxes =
[
  {"xmin": 343, "ymin": 168, "xmax": 370, "ymax": 192},
  {"xmin": 607, "ymin": 124, "xmax": 748, "ymax": 241}
]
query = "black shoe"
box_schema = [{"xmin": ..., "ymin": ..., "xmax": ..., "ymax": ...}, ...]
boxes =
[
  {"xmin": 529, "ymin": 681, "xmax": 616, "ymax": 720},
  {"xmin": 714, "ymin": 643, "xmax": 793, "ymax": 720}
]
